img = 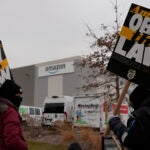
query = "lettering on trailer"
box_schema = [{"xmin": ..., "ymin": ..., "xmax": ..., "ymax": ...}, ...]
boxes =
[
  {"xmin": 77, "ymin": 104, "xmax": 99, "ymax": 109},
  {"xmin": 107, "ymin": 3, "xmax": 150, "ymax": 88},
  {"xmin": 0, "ymin": 41, "xmax": 11, "ymax": 86}
]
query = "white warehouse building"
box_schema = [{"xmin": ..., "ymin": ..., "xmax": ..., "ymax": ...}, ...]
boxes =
[{"xmin": 11, "ymin": 56, "xmax": 97, "ymax": 107}]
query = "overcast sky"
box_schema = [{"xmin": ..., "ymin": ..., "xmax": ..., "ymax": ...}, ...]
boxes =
[{"xmin": 0, "ymin": 0, "xmax": 149, "ymax": 68}]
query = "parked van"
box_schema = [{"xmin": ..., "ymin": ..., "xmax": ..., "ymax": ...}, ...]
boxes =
[
  {"xmin": 42, "ymin": 96, "xmax": 74, "ymax": 126},
  {"xmin": 19, "ymin": 105, "xmax": 42, "ymax": 122}
]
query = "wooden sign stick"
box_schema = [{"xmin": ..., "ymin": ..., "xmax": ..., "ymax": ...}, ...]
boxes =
[
  {"xmin": 112, "ymin": 134, "xmax": 122, "ymax": 150},
  {"xmin": 103, "ymin": 80, "xmax": 131, "ymax": 137}
]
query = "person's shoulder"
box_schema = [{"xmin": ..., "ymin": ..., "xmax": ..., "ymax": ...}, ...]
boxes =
[
  {"xmin": 0, "ymin": 102, "xmax": 8, "ymax": 114},
  {"xmin": 134, "ymin": 106, "xmax": 150, "ymax": 118},
  {"xmin": 6, "ymin": 106, "xmax": 18, "ymax": 114},
  {"xmin": 4, "ymin": 106, "xmax": 20, "ymax": 122}
]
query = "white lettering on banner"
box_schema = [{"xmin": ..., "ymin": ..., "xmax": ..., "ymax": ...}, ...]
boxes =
[
  {"xmin": 114, "ymin": 36, "xmax": 126, "ymax": 56},
  {"xmin": 126, "ymin": 43, "xmax": 144, "ymax": 63},
  {"xmin": 143, "ymin": 47, "xmax": 150, "ymax": 66},
  {"xmin": 114, "ymin": 36, "xmax": 150, "ymax": 66},
  {"xmin": 0, "ymin": 66, "xmax": 11, "ymax": 85},
  {"xmin": 129, "ymin": 14, "xmax": 143, "ymax": 31},
  {"xmin": 114, "ymin": 9, "xmax": 150, "ymax": 66},
  {"xmin": 140, "ymin": 18, "xmax": 150, "ymax": 34},
  {"xmin": 0, "ymin": 50, "xmax": 2, "ymax": 62},
  {"xmin": 129, "ymin": 13, "xmax": 150, "ymax": 34},
  {"xmin": 107, "ymin": 4, "xmax": 150, "ymax": 88}
]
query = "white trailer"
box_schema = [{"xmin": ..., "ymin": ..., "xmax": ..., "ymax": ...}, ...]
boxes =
[
  {"xmin": 42, "ymin": 96, "xmax": 74, "ymax": 126},
  {"xmin": 73, "ymin": 95, "xmax": 129, "ymax": 130},
  {"xmin": 73, "ymin": 95, "xmax": 103, "ymax": 128}
]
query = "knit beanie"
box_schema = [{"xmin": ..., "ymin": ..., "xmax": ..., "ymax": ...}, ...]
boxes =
[
  {"xmin": 0, "ymin": 80, "xmax": 23, "ymax": 108},
  {"xmin": 129, "ymin": 86, "xmax": 150, "ymax": 109}
]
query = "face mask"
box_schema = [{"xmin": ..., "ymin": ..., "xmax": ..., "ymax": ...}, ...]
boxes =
[{"xmin": 12, "ymin": 96, "xmax": 23, "ymax": 108}]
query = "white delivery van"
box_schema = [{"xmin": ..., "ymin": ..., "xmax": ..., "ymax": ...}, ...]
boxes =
[
  {"xmin": 19, "ymin": 105, "xmax": 42, "ymax": 122},
  {"xmin": 42, "ymin": 96, "xmax": 74, "ymax": 126}
]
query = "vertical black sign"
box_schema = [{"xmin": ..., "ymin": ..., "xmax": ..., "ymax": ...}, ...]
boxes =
[
  {"xmin": 0, "ymin": 41, "xmax": 13, "ymax": 86},
  {"xmin": 107, "ymin": 3, "xmax": 150, "ymax": 88}
]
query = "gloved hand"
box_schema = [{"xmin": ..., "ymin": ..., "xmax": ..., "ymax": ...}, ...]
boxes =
[
  {"xmin": 109, "ymin": 115, "xmax": 121, "ymax": 130},
  {"xmin": 105, "ymin": 113, "xmax": 119, "ymax": 126},
  {"xmin": 108, "ymin": 114, "xmax": 128, "ymax": 144},
  {"xmin": 106, "ymin": 112, "xmax": 119, "ymax": 124}
]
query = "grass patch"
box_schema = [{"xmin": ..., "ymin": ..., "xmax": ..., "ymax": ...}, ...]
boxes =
[{"xmin": 28, "ymin": 141, "xmax": 67, "ymax": 150}]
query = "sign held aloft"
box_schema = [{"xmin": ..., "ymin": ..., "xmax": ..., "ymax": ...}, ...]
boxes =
[
  {"xmin": 107, "ymin": 3, "xmax": 150, "ymax": 88},
  {"xmin": 0, "ymin": 41, "xmax": 12, "ymax": 86}
]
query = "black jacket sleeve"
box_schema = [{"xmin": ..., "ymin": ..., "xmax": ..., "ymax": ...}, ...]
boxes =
[
  {"xmin": 109, "ymin": 117, "xmax": 128, "ymax": 144},
  {"xmin": 109, "ymin": 108, "xmax": 149, "ymax": 150}
]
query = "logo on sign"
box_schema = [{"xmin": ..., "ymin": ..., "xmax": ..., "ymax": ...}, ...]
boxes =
[{"xmin": 127, "ymin": 69, "xmax": 136, "ymax": 80}]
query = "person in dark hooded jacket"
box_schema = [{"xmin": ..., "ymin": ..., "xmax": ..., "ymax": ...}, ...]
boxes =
[
  {"xmin": 0, "ymin": 79, "xmax": 28, "ymax": 150},
  {"xmin": 108, "ymin": 85, "xmax": 150, "ymax": 150}
]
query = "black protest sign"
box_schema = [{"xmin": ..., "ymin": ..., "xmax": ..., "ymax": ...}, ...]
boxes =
[
  {"xmin": 107, "ymin": 3, "xmax": 150, "ymax": 88},
  {"xmin": 0, "ymin": 41, "xmax": 12, "ymax": 86}
]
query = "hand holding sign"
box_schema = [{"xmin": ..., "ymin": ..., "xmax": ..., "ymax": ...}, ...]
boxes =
[{"xmin": 105, "ymin": 3, "xmax": 150, "ymax": 138}]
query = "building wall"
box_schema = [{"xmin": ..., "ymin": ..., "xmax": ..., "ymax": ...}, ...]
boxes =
[
  {"xmin": 34, "ymin": 65, "xmax": 48, "ymax": 107},
  {"xmin": 11, "ymin": 65, "xmax": 35, "ymax": 106},
  {"xmin": 63, "ymin": 65, "xmax": 84, "ymax": 96},
  {"xmin": 48, "ymin": 75, "xmax": 63, "ymax": 96},
  {"xmin": 34, "ymin": 56, "xmax": 81, "ymax": 107},
  {"xmin": 11, "ymin": 56, "xmax": 96, "ymax": 107}
]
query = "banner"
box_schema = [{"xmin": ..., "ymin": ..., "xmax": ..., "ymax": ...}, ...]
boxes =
[
  {"xmin": 107, "ymin": 3, "xmax": 150, "ymax": 88},
  {"xmin": 0, "ymin": 41, "xmax": 12, "ymax": 86}
]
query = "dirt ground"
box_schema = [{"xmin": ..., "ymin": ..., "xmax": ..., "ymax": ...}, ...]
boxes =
[
  {"xmin": 23, "ymin": 121, "xmax": 102, "ymax": 150},
  {"xmin": 23, "ymin": 126, "xmax": 64, "ymax": 145}
]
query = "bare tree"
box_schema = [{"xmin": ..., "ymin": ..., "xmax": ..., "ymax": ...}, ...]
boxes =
[{"xmin": 78, "ymin": 0, "xmax": 124, "ymax": 101}]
